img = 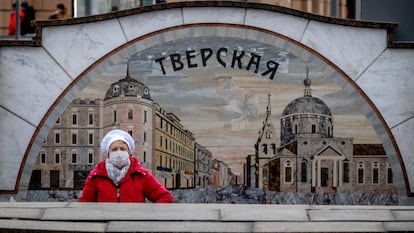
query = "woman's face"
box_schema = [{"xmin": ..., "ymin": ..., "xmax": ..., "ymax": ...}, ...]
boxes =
[{"xmin": 109, "ymin": 140, "xmax": 129, "ymax": 155}]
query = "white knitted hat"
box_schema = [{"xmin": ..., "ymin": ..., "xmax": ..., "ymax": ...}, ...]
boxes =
[{"xmin": 100, "ymin": 129, "xmax": 135, "ymax": 157}]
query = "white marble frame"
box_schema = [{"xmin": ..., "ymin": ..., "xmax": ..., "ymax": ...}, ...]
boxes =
[{"xmin": 0, "ymin": 5, "xmax": 413, "ymax": 204}]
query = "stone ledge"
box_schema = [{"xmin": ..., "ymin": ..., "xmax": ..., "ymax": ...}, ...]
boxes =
[
  {"xmin": 0, "ymin": 203, "xmax": 413, "ymax": 232},
  {"xmin": 0, "ymin": 1, "xmax": 404, "ymax": 48}
]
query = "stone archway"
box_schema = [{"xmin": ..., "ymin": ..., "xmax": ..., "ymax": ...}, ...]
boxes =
[{"xmin": 0, "ymin": 1, "xmax": 413, "ymax": 204}]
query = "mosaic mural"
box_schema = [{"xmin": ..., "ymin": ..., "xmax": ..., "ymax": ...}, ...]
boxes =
[{"xmin": 79, "ymin": 36, "xmax": 380, "ymax": 177}]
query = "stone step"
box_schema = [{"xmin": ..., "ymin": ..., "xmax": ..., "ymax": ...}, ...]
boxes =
[{"xmin": 0, "ymin": 203, "xmax": 413, "ymax": 232}]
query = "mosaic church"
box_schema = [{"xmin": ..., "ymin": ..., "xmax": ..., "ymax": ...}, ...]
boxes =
[{"xmin": 247, "ymin": 72, "xmax": 396, "ymax": 194}]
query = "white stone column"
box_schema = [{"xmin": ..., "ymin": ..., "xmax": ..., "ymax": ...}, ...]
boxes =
[
  {"xmin": 258, "ymin": 160, "xmax": 263, "ymax": 189},
  {"xmin": 317, "ymin": 159, "xmax": 321, "ymax": 187},
  {"xmin": 339, "ymin": 159, "xmax": 343, "ymax": 187},
  {"xmin": 333, "ymin": 159, "xmax": 338, "ymax": 187},
  {"xmin": 312, "ymin": 159, "xmax": 316, "ymax": 187}
]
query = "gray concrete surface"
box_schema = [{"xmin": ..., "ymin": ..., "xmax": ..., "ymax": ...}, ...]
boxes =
[{"xmin": 0, "ymin": 202, "xmax": 413, "ymax": 232}]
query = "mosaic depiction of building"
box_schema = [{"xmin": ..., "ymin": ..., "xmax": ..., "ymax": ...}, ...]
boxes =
[
  {"xmin": 29, "ymin": 59, "xmax": 396, "ymax": 196},
  {"xmin": 246, "ymin": 72, "xmax": 396, "ymax": 195},
  {"xmin": 29, "ymin": 64, "xmax": 235, "ymax": 191}
]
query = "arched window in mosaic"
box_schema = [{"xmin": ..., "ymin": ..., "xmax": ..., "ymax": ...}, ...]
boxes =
[
  {"xmin": 372, "ymin": 161, "xmax": 380, "ymax": 184},
  {"xmin": 284, "ymin": 160, "xmax": 292, "ymax": 183},
  {"xmin": 357, "ymin": 161, "xmax": 365, "ymax": 184}
]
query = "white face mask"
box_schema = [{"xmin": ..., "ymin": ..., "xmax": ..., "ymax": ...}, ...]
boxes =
[{"xmin": 109, "ymin": 151, "xmax": 129, "ymax": 168}]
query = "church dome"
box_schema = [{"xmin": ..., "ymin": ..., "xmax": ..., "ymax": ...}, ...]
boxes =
[
  {"xmin": 104, "ymin": 66, "xmax": 152, "ymax": 101},
  {"xmin": 282, "ymin": 76, "xmax": 331, "ymax": 117},
  {"xmin": 280, "ymin": 74, "xmax": 333, "ymax": 145},
  {"xmin": 282, "ymin": 95, "xmax": 332, "ymax": 117}
]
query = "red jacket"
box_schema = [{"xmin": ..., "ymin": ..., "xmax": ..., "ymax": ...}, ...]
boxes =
[
  {"xmin": 8, "ymin": 10, "xmax": 25, "ymax": 36},
  {"xmin": 79, "ymin": 156, "xmax": 173, "ymax": 203}
]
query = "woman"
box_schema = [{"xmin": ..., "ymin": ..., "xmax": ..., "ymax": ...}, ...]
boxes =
[
  {"xmin": 79, "ymin": 129, "xmax": 173, "ymax": 203},
  {"xmin": 8, "ymin": 3, "xmax": 25, "ymax": 36}
]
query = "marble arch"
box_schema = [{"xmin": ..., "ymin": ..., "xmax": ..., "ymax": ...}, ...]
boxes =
[{"xmin": 0, "ymin": 1, "xmax": 413, "ymax": 204}]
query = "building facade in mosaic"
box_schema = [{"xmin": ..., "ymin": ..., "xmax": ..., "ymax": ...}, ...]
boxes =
[
  {"xmin": 103, "ymin": 66, "xmax": 155, "ymax": 173},
  {"xmin": 195, "ymin": 142, "xmax": 213, "ymax": 188},
  {"xmin": 248, "ymin": 73, "xmax": 396, "ymax": 194},
  {"xmin": 30, "ymin": 99, "xmax": 103, "ymax": 190},
  {"xmin": 153, "ymin": 102, "xmax": 196, "ymax": 189},
  {"xmin": 210, "ymin": 159, "xmax": 229, "ymax": 187},
  {"xmin": 29, "ymin": 65, "xmax": 224, "ymax": 190}
]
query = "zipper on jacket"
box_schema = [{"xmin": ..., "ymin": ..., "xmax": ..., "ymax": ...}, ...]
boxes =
[{"xmin": 116, "ymin": 187, "xmax": 120, "ymax": 202}]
